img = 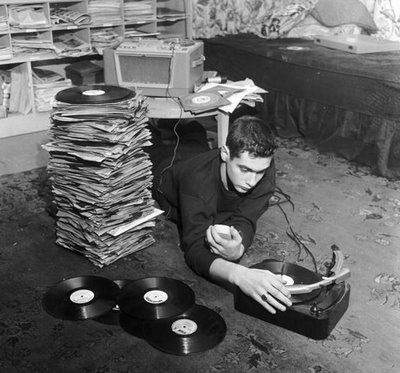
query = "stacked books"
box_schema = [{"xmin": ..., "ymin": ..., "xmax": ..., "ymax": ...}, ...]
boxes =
[{"xmin": 43, "ymin": 86, "xmax": 162, "ymax": 267}]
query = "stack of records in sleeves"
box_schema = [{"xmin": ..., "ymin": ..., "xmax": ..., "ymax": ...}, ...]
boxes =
[{"xmin": 42, "ymin": 85, "xmax": 163, "ymax": 267}]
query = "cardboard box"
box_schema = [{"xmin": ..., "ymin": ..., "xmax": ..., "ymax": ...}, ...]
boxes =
[{"xmin": 65, "ymin": 61, "xmax": 103, "ymax": 86}]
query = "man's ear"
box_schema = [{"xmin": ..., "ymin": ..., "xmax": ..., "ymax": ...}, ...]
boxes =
[{"xmin": 220, "ymin": 145, "xmax": 230, "ymax": 162}]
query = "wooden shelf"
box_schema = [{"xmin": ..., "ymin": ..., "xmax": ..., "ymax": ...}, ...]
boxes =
[{"xmin": 0, "ymin": 0, "xmax": 192, "ymax": 139}]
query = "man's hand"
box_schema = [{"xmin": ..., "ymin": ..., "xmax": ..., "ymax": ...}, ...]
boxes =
[
  {"xmin": 231, "ymin": 265, "xmax": 292, "ymax": 314},
  {"xmin": 206, "ymin": 225, "xmax": 244, "ymax": 261}
]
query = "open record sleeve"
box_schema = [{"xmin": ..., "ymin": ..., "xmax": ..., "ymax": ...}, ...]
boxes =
[{"xmin": 107, "ymin": 208, "xmax": 164, "ymax": 237}]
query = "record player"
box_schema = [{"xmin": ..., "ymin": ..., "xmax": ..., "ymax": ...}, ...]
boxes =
[{"xmin": 234, "ymin": 249, "xmax": 351, "ymax": 340}]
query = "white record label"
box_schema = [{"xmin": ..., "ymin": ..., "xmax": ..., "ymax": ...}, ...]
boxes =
[
  {"xmin": 143, "ymin": 289, "xmax": 168, "ymax": 304},
  {"xmin": 70, "ymin": 289, "xmax": 95, "ymax": 304},
  {"xmin": 171, "ymin": 319, "xmax": 198, "ymax": 336},
  {"xmin": 82, "ymin": 89, "xmax": 106, "ymax": 96},
  {"xmin": 277, "ymin": 274, "xmax": 295, "ymax": 286},
  {"xmin": 191, "ymin": 95, "xmax": 211, "ymax": 104}
]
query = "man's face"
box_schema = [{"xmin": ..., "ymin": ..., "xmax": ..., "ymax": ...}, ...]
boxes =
[{"xmin": 225, "ymin": 151, "xmax": 272, "ymax": 194}]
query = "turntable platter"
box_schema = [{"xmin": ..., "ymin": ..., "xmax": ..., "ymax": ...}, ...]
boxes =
[{"xmin": 252, "ymin": 259, "xmax": 322, "ymax": 304}]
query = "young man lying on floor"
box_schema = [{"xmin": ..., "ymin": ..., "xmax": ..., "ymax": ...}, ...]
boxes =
[{"xmin": 147, "ymin": 115, "xmax": 292, "ymax": 314}]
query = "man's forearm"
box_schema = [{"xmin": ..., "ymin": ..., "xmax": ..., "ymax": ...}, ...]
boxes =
[{"xmin": 208, "ymin": 257, "xmax": 244, "ymax": 286}]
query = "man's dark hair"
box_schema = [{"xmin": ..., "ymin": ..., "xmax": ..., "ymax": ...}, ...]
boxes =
[{"xmin": 226, "ymin": 115, "xmax": 277, "ymax": 159}]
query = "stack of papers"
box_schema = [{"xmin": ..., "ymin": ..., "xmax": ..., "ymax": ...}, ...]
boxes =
[
  {"xmin": 124, "ymin": 0, "xmax": 155, "ymax": 22},
  {"xmin": 8, "ymin": 4, "xmax": 50, "ymax": 29},
  {"xmin": 51, "ymin": 7, "xmax": 92, "ymax": 27},
  {"xmin": 11, "ymin": 32, "xmax": 54, "ymax": 58},
  {"xmin": 90, "ymin": 28, "xmax": 123, "ymax": 54},
  {"xmin": 53, "ymin": 33, "xmax": 92, "ymax": 57},
  {"xmin": 0, "ymin": 14, "xmax": 8, "ymax": 31},
  {"xmin": 0, "ymin": 45, "xmax": 12, "ymax": 61},
  {"xmin": 8, "ymin": 65, "xmax": 32, "ymax": 114},
  {"xmin": 88, "ymin": 0, "xmax": 123, "ymax": 25},
  {"xmin": 43, "ymin": 90, "xmax": 163, "ymax": 267},
  {"xmin": 32, "ymin": 67, "xmax": 72, "ymax": 112}
]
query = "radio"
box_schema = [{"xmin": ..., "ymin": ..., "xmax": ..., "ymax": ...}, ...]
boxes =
[{"xmin": 103, "ymin": 39, "xmax": 205, "ymax": 97}]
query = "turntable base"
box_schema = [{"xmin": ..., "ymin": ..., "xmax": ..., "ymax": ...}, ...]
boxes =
[{"xmin": 234, "ymin": 260, "xmax": 351, "ymax": 340}]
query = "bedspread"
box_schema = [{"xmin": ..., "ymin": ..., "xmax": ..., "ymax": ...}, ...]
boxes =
[{"xmin": 204, "ymin": 34, "xmax": 400, "ymax": 179}]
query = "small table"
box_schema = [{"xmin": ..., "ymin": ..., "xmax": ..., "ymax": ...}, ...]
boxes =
[{"xmin": 146, "ymin": 97, "xmax": 229, "ymax": 147}]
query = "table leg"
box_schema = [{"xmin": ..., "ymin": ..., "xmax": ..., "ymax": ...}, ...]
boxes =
[{"xmin": 217, "ymin": 112, "xmax": 229, "ymax": 147}]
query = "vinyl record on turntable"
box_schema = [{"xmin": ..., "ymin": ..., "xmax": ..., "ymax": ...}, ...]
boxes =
[
  {"xmin": 252, "ymin": 259, "xmax": 322, "ymax": 303},
  {"xmin": 143, "ymin": 304, "xmax": 227, "ymax": 355},
  {"xmin": 117, "ymin": 277, "xmax": 195, "ymax": 320},
  {"xmin": 42, "ymin": 276, "xmax": 120, "ymax": 320},
  {"xmin": 55, "ymin": 85, "xmax": 136, "ymax": 105},
  {"xmin": 234, "ymin": 259, "xmax": 351, "ymax": 339}
]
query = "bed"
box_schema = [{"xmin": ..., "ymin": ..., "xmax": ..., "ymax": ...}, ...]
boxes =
[
  {"xmin": 193, "ymin": 0, "xmax": 400, "ymax": 179},
  {"xmin": 202, "ymin": 34, "xmax": 400, "ymax": 179}
]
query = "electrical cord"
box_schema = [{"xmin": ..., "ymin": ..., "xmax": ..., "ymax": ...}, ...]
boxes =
[
  {"xmin": 156, "ymin": 41, "xmax": 184, "ymax": 195},
  {"xmin": 273, "ymin": 186, "xmax": 318, "ymax": 272}
]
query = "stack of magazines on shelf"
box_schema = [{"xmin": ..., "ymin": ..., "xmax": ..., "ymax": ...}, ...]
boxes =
[
  {"xmin": 90, "ymin": 28, "xmax": 123, "ymax": 54},
  {"xmin": 32, "ymin": 67, "xmax": 72, "ymax": 112},
  {"xmin": 0, "ymin": 45, "xmax": 12, "ymax": 61},
  {"xmin": 42, "ymin": 86, "xmax": 163, "ymax": 267},
  {"xmin": 50, "ymin": 7, "xmax": 92, "ymax": 27},
  {"xmin": 0, "ymin": 14, "xmax": 8, "ymax": 31},
  {"xmin": 88, "ymin": 0, "xmax": 123, "ymax": 25},
  {"xmin": 8, "ymin": 65, "xmax": 32, "ymax": 115},
  {"xmin": 11, "ymin": 32, "xmax": 54, "ymax": 58},
  {"xmin": 124, "ymin": 0, "xmax": 155, "ymax": 22},
  {"xmin": 53, "ymin": 33, "xmax": 92, "ymax": 57},
  {"xmin": 8, "ymin": 4, "xmax": 50, "ymax": 30}
]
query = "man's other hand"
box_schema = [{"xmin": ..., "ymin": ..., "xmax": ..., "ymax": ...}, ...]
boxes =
[{"xmin": 206, "ymin": 225, "xmax": 244, "ymax": 261}]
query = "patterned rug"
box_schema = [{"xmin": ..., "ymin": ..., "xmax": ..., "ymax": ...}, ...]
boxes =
[{"xmin": 0, "ymin": 137, "xmax": 399, "ymax": 373}]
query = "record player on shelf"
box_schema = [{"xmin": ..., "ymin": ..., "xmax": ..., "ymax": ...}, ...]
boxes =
[{"xmin": 234, "ymin": 248, "xmax": 351, "ymax": 340}]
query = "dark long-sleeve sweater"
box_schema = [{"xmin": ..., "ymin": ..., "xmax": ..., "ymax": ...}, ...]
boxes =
[{"xmin": 156, "ymin": 148, "xmax": 276, "ymax": 278}]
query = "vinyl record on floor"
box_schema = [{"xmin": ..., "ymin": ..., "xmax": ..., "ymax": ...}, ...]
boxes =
[
  {"xmin": 93, "ymin": 279, "xmax": 133, "ymax": 325},
  {"xmin": 144, "ymin": 304, "xmax": 227, "ymax": 355},
  {"xmin": 42, "ymin": 275, "xmax": 120, "ymax": 320},
  {"xmin": 55, "ymin": 85, "xmax": 136, "ymax": 105},
  {"xmin": 119, "ymin": 311, "xmax": 146, "ymax": 339},
  {"xmin": 117, "ymin": 277, "xmax": 195, "ymax": 320},
  {"xmin": 252, "ymin": 259, "xmax": 322, "ymax": 303}
]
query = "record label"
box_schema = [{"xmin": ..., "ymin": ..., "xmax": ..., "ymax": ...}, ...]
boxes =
[
  {"xmin": 118, "ymin": 277, "xmax": 195, "ymax": 320},
  {"xmin": 276, "ymin": 274, "xmax": 295, "ymax": 286},
  {"xmin": 70, "ymin": 289, "xmax": 95, "ymax": 304},
  {"xmin": 172, "ymin": 319, "xmax": 198, "ymax": 335},
  {"xmin": 144, "ymin": 304, "xmax": 227, "ymax": 355},
  {"xmin": 191, "ymin": 95, "xmax": 211, "ymax": 105},
  {"xmin": 144, "ymin": 290, "xmax": 168, "ymax": 304},
  {"xmin": 82, "ymin": 89, "xmax": 106, "ymax": 96},
  {"xmin": 42, "ymin": 276, "xmax": 120, "ymax": 320}
]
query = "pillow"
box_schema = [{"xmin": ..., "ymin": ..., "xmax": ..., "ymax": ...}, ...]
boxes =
[
  {"xmin": 286, "ymin": 14, "xmax": 363, "ymax": 38},
  {"xmin": 250, "ymin": 0, "xmax": 319, "ymax": 39},
  {"xmin": 311, "ymin": 0, "xmax": 378, "ymax": 32},
  {"xmin": 372, "ymin": 0, "xmax": 400, "ymax": 41}
]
